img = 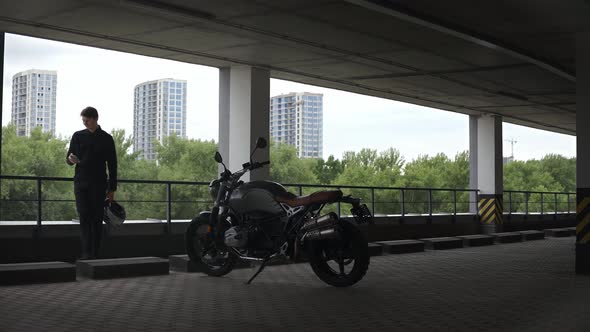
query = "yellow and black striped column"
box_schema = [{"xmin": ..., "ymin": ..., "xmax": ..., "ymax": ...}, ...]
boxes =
[
  {"xmin": 478, "ymin": 194, "xmax": 503, "ymax": 231},
  {"xmin": 576, "ymin": 188, "xmax": 590, "ymax": 274}
]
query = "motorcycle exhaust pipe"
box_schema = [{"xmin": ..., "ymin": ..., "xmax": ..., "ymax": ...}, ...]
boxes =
[
  {"xmin": 302, "ymin": 227, "xmax": 341, "ymax": 241},
  {"xmin": 301, "ymin": 212, "xmax": 338, "ymax": 232}
]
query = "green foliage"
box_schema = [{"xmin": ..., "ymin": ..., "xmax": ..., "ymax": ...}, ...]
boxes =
[
  {"xmin": 269, "ymin": 142, "xmax": 318, "ymax": 184},
  {"xmin": 503, "ymin": 157, "xmax": 573, "ymax": 213},
  {"xmin": 0, "ymin": 124, "xmax": 578, "ymax": 220},
  {"xmin": 155, "ymin": 135, "xmax": 218, "ymax": 219},
  {"xmin": 332, "ymin": 148, "xmax": 405, "ymax": 215},
  {"xmin": 1, "ymin": 125, "xmax": 75, "ymax": 221},
  {"xmin": 313, "ymin": 155, "xmax": 343, "ymax": 184}
]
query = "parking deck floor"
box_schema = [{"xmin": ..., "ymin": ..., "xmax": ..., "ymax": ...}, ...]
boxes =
[{"xmin": 1, "ymin": 237, "xmax": 589, "ymax": 331}]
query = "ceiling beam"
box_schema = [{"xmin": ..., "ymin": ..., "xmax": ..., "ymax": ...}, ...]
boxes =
[{"xmin": 346, "ymin": 0, "xmax": 576, "ymax": 82}]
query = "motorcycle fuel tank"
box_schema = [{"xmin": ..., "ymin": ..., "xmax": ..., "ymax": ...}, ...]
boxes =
[{"xmin": 228, "ymin": 181, "xmax": 291, "ymax": 216}]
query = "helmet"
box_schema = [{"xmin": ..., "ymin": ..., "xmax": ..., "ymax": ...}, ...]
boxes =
[{"xmin": 104, "ymin": 200, "xmax": 126, "ymax": 227}]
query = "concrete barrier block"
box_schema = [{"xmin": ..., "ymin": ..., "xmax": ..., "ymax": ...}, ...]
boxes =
[
  {"xmin": 565, "ymin": 227, "xmax": 577, "ymax": 236},
  {"xmin": 456, "ymin": 235, "xmax": 495, "ymax": 247},
  {"xmin": 491, "ymin": 232, "xmax": 522, "ymax": 243},
  {"xmin": 0, "ymin": 262, "xmax": 76, "ymax": 285},
  {"xmin": 374, "ymin": 240, "xmax": 425, "ymax": 254},
  {"xmin": 77, "ymin": 257, "xmax": 169, "ymax": 279},
  {"xmin": 418, "ymin": 237, "xmax": 463, "ymax": 250},
  {"xmin": 545, "ymin": 228, "xmax": 575, "ymax": 237},
  {"xmin": 368, "ymin": 243, "xmax": 384, "ymax": 256},
  {"xmin": 519, "ymin": 230, "xmax": 545, "ymax": 241},
  {"xmin": 169, "ymin": 255, "xmax": 202, "ymax": 272}
]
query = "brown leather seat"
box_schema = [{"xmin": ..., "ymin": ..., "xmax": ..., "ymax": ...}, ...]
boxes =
[{"xmin": 275, "ymin": 190, "xmax": 343, "ymax": 207}]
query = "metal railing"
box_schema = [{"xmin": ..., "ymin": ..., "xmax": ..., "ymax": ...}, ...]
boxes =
[
  {"xmin": 0, "ymin": 175, "xmax": 211, "ymax": 232},
  {"xmin": 503, "ymin": 190, "xmax": 575, "ymax": 216},
  {"xmin": 281, "ymin": 183, "xmax": 479, "ymax": 218},
  {"xmin": 0, "ymin": 175, "xmax": 576, "ymax": 232}
]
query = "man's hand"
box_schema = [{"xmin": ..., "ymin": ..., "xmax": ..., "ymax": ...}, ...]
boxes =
[
  {"xmin": 68, "ymin": 153, "xmax": 79, "ymax": 164},
  {"xmin": 106, "ymin": 191, "xmax": 115, "ymax": 202}
]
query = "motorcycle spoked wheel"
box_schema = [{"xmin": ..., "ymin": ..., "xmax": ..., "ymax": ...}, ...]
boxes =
[
  {"xmin": 308, "ymin": 220, "xmax": 369, "ymax": 287},
  {"xmin": 185, "ymin": 216, "xmax": 237, "ymax": 277}
]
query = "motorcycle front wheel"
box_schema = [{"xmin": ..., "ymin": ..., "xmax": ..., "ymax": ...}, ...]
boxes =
[
  {"xmin": 308, "ymin": 219, "xmax": 369, "ymax": 287},
  {"xmin": 185, "ymin": 215, "xmax": 237, "ymax": 277}
]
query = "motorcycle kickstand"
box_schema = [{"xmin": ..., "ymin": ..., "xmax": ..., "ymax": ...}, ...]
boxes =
[{"xmin": 246, "ymin": 256, "xmax": 271, "ymax": 285}]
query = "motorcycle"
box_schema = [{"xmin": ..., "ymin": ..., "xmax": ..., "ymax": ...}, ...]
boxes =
[{"xmin": 185, "ymin": 137, "xmax": 373, "ymax": 287}]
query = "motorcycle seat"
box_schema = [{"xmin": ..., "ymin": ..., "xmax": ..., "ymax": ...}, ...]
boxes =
[{"xmin": 275, "ymin": 190, "xmax": 343, "ymax": 207}]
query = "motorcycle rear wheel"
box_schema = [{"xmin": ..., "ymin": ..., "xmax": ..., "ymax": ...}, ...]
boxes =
[
  {"xmin": 185, "ymin": 216, "xmax": 237, "ymax": 277},
  {"xmin": 308, "ymin": 220, "xmax": 369, "ymax": 287}
]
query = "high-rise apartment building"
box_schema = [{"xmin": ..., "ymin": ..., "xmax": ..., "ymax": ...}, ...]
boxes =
[
  {"xmin": 11, "ymin": 69, "xmax": 57, "ymax": 137},
  {"xmin": 133, "ymin": 78, "xmax": 187, "ymax": 160},
  {"xmin": 270, "ymin": 92, "xmax": 323, "ymax": 158}
]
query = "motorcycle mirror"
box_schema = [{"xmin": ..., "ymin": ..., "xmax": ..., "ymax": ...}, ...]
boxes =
[
  {"xmin": 255, "ymin": 137, "xmax": 267, "ymax": 149},
  {"xmin": 214, "ymin": 151, "xmax": 223, "ymax": 163}
]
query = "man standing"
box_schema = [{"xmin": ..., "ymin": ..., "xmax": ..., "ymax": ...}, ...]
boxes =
[{"xmin": 67, "ymin": 106, "xmax": 117, "ymax": 259}]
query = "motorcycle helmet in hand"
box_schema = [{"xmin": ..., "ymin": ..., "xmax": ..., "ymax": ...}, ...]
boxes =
[{"xmin": 104, "ymin": 199, "xmax": 126, "ymax": 227}]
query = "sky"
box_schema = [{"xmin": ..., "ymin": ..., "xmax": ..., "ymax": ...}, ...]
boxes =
[{"xmin": 2, "ymin": 33, "xmax": 577, "ymax": 162}]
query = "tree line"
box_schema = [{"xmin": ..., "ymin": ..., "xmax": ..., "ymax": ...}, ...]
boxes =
[{"xmin": 0, "ymin": 125, "xmax": 576, "ymax": 221}]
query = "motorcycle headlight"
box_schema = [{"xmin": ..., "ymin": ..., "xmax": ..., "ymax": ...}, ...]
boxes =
[{"xmin": 209, "ymin": 179, "xmax": 220, "ymax": 200}]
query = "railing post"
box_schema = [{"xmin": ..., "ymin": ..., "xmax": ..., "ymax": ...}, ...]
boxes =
[
  {"xmin": 337, "ymin": 187, "xmax": 341, "ymax": 217},
  {"xmin": 400, "ymin": 189, "xmax": 405, "ymax": 217},
  {"xmin": 428, "ymin": 189, "xmax": 433, "ymax": 217},
  {"xmin": 508, "ymin": 192, "xmax": 512, "ymax": 215},
  {"xmin": 298, "ymin": 185, "xmax": 302, "ymax": 196},
  {"xmin": 525, "ymin": 192, "xmax": 529, "ymax": 215},
  {"xmin": 166, "ymin": 183, "xmax": 172, "ymax": 233},
  {"xmin": 554, "ymin": 193, "xmax": 558, "ymax": 215},
  {"xmin": 371, "ymin": 188, "xmax": 375, "ymax": 215},
  {"xmin": 37, "ymin": 178, "xmax": 42, "ymax": 229},
  {"xmin": 453, "ymin": 190, "xmax": 457, "ymax": 216},
  {"xmin": 567, "ymin": 193, "xmax": 571, "ymax": 214},
  {"xmin": 540, "ymin": 193, "xmax": 544, "ymax": 215}
]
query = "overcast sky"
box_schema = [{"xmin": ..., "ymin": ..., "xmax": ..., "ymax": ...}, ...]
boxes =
[{"xmin": 2, "ymin": 33, "xmax": 576, "ymax": 162}]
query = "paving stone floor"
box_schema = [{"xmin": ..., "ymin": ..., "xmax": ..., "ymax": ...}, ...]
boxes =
[{"xmin": 1, "ymin": 237, "xmax": 589, "ymax": 331}]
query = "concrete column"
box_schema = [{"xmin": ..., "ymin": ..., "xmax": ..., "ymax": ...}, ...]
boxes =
[
  {"xmin": 576, "ymin": 32, "xmax": 590, "ymax": 274},
  {"xmin": 469, "ymin": 115, "xmax": 478, "ymax": 213},
  {"xmin": 477, "ymin": 115, "xmax": 503, "ymax": 233},
  {"xmin": 218, "ymin": 65, "xmax": 270, "ymax": 182},
  {"xmin": 218, "ymin": 68, "xmax": 231, "ymax": 175}
]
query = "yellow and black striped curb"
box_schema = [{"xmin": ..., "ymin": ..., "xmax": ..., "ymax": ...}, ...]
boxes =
[
  {"xmin": 478, "ymin": 196, "xmax": 503, "ymax": 224},
  {"xmin": 576, "ymin": 194, "xmax": 590, "ymax": 244}
]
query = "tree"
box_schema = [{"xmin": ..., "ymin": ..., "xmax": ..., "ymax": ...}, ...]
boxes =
[
  {"xmin": 333, "ymin": 148, "xmax": 405, "ymax": 215},
  {"xmin": 503, "ymin": 158, "xmax": 566, "ymax": 213},
  {"xmin": 313, "ymin": 155, "xmax": 344, "ymax": 184},
  {"xmin": 154, "ymin": 136, "xmax": 219, "ymax": 219},
  {"xmin": 269, "ymin": 142, "xmax": 318, "ymax": 185},
  {"xmin": 0, "ymin": 123, "xmax": 580, "ymax": 220},
  {"xmin": 1, "ymin": 125, "xmax": 75, "ymax": 221},
  {"xmin": 539, "ymin": 154, "xmax": 576, "ymax": 192}
]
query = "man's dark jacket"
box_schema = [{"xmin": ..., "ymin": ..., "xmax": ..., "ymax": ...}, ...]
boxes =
[{"xmin": 66, "ymin": 126, "xmax": 117, "ymax": 191}]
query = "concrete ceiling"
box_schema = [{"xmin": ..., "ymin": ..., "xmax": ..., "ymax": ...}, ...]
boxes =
[{"xmin": 1, "ymin": 0, "xmax": 588, "ymax": 135}]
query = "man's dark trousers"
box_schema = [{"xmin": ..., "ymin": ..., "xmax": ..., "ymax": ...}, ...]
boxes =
[{"xmin": 75, "ymin": 181, "xmax": 106, "ymax": 259}]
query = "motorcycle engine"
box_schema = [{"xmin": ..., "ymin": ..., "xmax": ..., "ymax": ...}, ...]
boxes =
[
  {"xmin": 223, "ymin": 217, "xmax": 286, "ymax": 249},
  {"xmin": 224, "ymin": 226, "xmax": 248, "ymax": 248}
]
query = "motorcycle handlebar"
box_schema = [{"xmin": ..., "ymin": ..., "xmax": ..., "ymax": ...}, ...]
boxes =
[
  {"xmin": 252, "ymin": 161, "xmax": 270, "ymax": 169},
  {"xmin": 247, "ymin": 160, "xmax": 271, "ymax": 170},
  {"xmin": 223, "ymin": 160, "xmax": 271, "ymax": 183}
]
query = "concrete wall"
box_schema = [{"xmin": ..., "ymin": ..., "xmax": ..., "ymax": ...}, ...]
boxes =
[{"xmin": 0, "ymin": 214, "xmax": 575, "ymax": 263}]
